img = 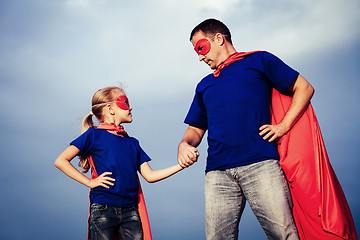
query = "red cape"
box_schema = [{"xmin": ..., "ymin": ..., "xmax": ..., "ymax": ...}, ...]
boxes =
[
  {"xmin": 137, "ymin": 180, "xmax": 152, "ymax": 240},
  {"xmin": 271, "ymin": 89, "xmax": 357, "ymax": 240}
]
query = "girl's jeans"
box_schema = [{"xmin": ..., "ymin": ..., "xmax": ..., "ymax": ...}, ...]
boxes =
[
  {"xmin": 89, "ymin": 203, "xmax": 143, "ymax": 240},
  {"xmin": 205, "ymin": 159, "xmax": 299, "ymax": 240}
]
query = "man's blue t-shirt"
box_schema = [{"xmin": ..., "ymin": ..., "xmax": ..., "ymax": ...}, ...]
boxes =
[
  {"xmin": 71, "ymin": 127, "xmax": 151, "ymax": 207},
  {"xmin": 185, "ymin": 51, "xmax": 299, "ymax": 173}
]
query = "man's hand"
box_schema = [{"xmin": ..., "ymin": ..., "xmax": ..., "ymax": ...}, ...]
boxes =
[
  {"xmin": 178, "ymin": 142, "xmax": 199, "ymax": 168},
  {"xmin": 260, "ymin": 74, "xmax": 314, "ymax": 143},
  {"xmin": 259, "ymin": 123, "xmax": 289, "ymax": 142}
]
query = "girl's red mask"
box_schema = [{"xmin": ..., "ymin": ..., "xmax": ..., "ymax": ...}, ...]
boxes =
[{"xmin": 116, "ymin": 95, "xmax": 130, "ymax": 110}]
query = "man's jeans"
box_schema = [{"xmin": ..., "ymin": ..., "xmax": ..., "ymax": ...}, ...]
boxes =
[
  {"xmin": 89, "ymin": 203, "xmax": 143, "ymax": 240},
  {"xmin": 205, "ymin": 159, "xmax": 299, "ymax": 240}
]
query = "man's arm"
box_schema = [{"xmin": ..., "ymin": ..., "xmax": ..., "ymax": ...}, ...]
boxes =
[
  {"xmin": 178, "ymin": 125, "xmax": 206, "ymax": 168},
  {"xmin": 259, "ymin": 74, "xmax": 314, "ymax": 142}
]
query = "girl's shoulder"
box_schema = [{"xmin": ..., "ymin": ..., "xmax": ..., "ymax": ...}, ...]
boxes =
[
  {"xmin": 125, "ymin": 135, "xmax": 140, "ymax": 144},
  {"xmin": 76, "ymin": 127, "xmax": 95, "ymax": 138},
  {"xmin": 82, "ymin": 127, "xmax": 99, "ymax": 136},
  {"xmin": 76, "ymin": 127, "xmax": 102, "ymax": 141},
  {"xmin": 85, "ymin": 128, "xmax": 141, "ymax": 145},
  {"xmin": 124, "ymin": 136, "xmax": 145, "ymax": 150}
]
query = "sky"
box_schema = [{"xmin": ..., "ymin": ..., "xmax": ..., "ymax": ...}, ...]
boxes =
[{"xmin": 0, "ymin": 0, "xmax": 359, "ymax": 239}]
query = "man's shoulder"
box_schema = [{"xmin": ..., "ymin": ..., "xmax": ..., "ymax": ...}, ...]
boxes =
[
  {"xmin": 241, "ymin": 50, "xmax": 276, "ymax": 60},
  {"xmin": 232, "ymin": 51, "xmax": 278, "ymax": 68},
  {"xmin": 242, "ymin": 50, "xmax": 269, "ymax": 60},
  {"xmin": 195, "ymin": 73, "xmax": 215, "ymax": 90}
]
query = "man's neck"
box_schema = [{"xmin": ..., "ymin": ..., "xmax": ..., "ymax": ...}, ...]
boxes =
[{"xmin": 218, "ymin": 46, "xmax": 237, "ymax": 68}]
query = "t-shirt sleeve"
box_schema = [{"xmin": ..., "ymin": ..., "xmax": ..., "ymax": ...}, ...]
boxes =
[
  {"xmin": 261, "ymin": 52, "xmax": 299, "ymax": 92},
  {"xmin": 70, "ymin": 128, "xmax": 94, "ymax": 156},
  {"xmin": 135, "ymin": 139, "xmax": 151, "ymax": 167},
  {"xmin": 138, "ymin": 147, "xmax": 151, "ymax": 166},
  {"xmin": 184, "ymin": 89, "xmax": 208, "ymax": 130}
]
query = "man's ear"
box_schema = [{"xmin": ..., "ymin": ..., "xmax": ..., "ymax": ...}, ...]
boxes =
[{"xmin": 216, "ymin": 33, "xmax": 226, "ymax": 46}]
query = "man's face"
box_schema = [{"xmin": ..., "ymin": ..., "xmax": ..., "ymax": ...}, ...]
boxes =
[{"xmin": 191, "ymin": 31, "xmax": 220, "ymax": 70}]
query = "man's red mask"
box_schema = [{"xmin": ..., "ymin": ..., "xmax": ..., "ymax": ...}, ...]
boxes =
[
  {"xmin": 194, "ymin": 35, "xmax": 216, "ymax": 55},
  {"xmin": 116, "ymin": 95, "xmax": 130, "ymax": 110}
]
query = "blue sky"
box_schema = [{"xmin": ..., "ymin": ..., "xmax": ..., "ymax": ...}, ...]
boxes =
[{"xmin": 0, "ymin": 0, "xmax": 359, "ymax": 239}]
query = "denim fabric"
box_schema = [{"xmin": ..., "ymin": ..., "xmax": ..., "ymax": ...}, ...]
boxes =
[
  {"xmin": 89, "ymin": 203, "xmax": 143, "ymax": 240},
  {"xmin": 205, "ymin": 159, "xmax": 299, "ymax": 240}
]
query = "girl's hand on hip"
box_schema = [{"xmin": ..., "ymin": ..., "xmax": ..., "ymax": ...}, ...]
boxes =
[{"xmin": 89, "ymin": 172, "xmax": 115, "ymax": 189}]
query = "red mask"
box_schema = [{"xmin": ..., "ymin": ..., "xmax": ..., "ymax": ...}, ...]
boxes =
[
  {"xmin": 116, "ymin": 95, "xmax": 130, "ymax": 110},
  {"xmin": 194, "ymin": 35, "xmax": 216, "ymax": 55}
]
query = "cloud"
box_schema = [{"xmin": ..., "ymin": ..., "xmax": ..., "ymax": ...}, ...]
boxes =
[
  {"xmin": 221, "ymin": 0, "xmax": 360, "ymax": 59},
  {"xmin": 65, "ymin": 0, "xmax": 92, "ymax": 7},
  {"xmin": 195, "ymin": 0, "xmax": 246, "ymax": 13},
  {"xmin": 0, "ymin": 0, "xmax": 359, "ymax": 239}
]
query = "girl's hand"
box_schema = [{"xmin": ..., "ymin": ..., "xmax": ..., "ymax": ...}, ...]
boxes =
[{"xmin": 88, "ymin": 172, "xmax": 115, "ymax": 189}]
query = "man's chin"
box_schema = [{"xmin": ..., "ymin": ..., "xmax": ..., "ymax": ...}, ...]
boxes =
[
  {"xmin": 208, "ymin": 63, "xmax": 216, "ymax": 69},
  {"xmin": 205, "ymin": 60, "xmax": 217, "ymax": 70}
]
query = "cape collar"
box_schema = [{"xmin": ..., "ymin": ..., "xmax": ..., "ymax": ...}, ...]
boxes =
[
  {"xmin": 97, "ymin": 122, "xmax": 128, "ymax": 137},
  {"xmin": 213, "ymin": 51, "xmax": 260, "ymax": 77}
]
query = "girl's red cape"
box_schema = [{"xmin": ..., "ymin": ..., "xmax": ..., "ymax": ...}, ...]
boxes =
[
  {"xmin": 137, "ymin": 180, "xmax": 152, "ymax": 240},
  {"xmin": 271, "ymin": 89, "xmax": 357, "ymax": 240}
]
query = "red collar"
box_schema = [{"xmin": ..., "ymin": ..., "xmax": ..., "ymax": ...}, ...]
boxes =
[
  {"xmin": 97, "ymin": 122, "xmax": 128, "ymax": 137},
  {"xmin": 213, "ymin": 51, "xmax": 260, "ymax": 77}
]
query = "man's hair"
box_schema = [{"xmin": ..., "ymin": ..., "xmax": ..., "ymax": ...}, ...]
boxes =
[{"xmin": 190, "ymin": 18, "xmax": 232, "ymax": 44}]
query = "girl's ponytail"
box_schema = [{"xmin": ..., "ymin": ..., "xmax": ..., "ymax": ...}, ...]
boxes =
[
  {"xmin": 81, "ymin": 113, "xmax": 96, "ymax": 133},
  {"xmin": 78, "ymin": 113, "xmax": 95, "ymax": 173}
]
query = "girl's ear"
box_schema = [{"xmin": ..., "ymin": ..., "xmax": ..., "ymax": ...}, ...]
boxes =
[
  {"xmin": 104, "ymin": 104, "xmax": 115, "ymax": 115},
  {"xmin": 108, "ymin": 104, "xmax": 115, "ymax": 115}
]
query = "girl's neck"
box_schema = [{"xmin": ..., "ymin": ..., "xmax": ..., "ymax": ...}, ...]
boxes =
[
  {"xmin": 98, "ymin": 122, "xmax": 128, "ymax": 137},
  {"xmin": 103, "ymin": 120, "xmax": 119, "ymax": 126},
  {"xmin": 102, "ymin": 115, "xmax": 122, "ymax": 126}
]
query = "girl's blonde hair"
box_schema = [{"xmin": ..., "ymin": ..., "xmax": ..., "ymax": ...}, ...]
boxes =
[{"xmin": 79, "ymin": 86, "xmax": 124, "ymax": 172}]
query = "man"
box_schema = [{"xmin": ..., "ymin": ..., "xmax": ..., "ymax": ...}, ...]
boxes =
[{"xmin": 178, "ymin": 18, "xmax": 314, "ymax": 239}]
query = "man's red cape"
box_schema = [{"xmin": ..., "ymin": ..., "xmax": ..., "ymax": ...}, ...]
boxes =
[
  {"xmin": 271, "ymin": 89, "xmax": 357, "ymax": 240},
  {"xmin": 215, "ymin": 51, "xmax": 357, "ymax": 239}
]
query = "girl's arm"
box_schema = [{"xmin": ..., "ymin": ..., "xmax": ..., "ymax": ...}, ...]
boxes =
[
  {"xmin": 55, "ymin": 145, "xmax": 115, "ymax": 189},
  {"xmin": 139, "ymin": 162, "xmax": 184, "ymax": 183}
]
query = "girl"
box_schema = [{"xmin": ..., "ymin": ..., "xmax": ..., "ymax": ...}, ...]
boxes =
[{"xmin": 55, "ymin": 86, "xmax": 198, "ymax": 240}]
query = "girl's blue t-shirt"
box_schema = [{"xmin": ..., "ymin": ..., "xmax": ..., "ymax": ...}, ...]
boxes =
[
  {"xmin": 185, "ymin": 51, "xmax": 299, "ymax": 173},
  {"xmin": 71, "ymin": 127, "xmax": 151, "ymax": 207}
]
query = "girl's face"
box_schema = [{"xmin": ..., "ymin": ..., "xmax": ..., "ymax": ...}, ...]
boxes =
[{"xmin": 112, "ymin": 90, "xmax": 132, "ymax": 124}]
